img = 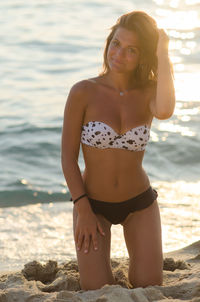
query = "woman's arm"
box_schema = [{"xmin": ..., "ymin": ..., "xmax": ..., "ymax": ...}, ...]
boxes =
[
  {"xmin": 149, "ymin": 29, "xmax": 176, "ymax": 119},
  {"xmin": 61, "ymin": 81, "xmax": 105, "ymax": 253},
  {"xmin": 61, "ymin": 81, "xmax": 89, "ymax": 206}
]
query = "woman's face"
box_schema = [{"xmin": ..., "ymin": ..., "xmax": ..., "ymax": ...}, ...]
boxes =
[{"xmin": 107, "ymin": 27, "xmax": 141, "ymax": 74}]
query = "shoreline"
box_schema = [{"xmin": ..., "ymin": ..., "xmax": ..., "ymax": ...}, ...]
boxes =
[{"xmin": 0, "ymin": 241, "xmax": 200, "ymax": 302}]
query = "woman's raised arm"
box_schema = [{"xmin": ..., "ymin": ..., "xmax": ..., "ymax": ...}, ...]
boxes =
[{"xmin": 149, "ymin": 29, "xmax": 176, "ymax": 120}]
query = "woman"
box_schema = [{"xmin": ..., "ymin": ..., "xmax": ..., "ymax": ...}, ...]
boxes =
[{"xmin": 61, "ymin": 11, "xmax": 175, "ymax": 290}]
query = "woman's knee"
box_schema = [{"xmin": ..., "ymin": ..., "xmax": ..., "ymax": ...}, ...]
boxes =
[
  {"xmin": 129, "ymin": 270, "xmax": 163, "ymax": 288},
  {"xmin": 80, "ymin": 275, "xmax": 116, "ymax": 290}
]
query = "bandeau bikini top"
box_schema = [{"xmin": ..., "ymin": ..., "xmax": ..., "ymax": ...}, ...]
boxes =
[{"xmin": 81, "ymin": 121, "xmax": 150, "ymax": 152}]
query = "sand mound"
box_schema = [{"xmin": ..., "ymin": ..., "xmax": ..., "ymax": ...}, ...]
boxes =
[{"xmin": 0, "ymin": 241, "xmax": 200, "ymax": 302}]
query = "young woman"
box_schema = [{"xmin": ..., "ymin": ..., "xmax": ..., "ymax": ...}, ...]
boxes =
[{"xmin": 61, "ymin": 10, "xmax": 175, "ymax": 290}]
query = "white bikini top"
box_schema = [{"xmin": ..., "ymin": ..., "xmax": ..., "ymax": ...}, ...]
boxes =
[{"xmin": 81, "ymin": 121, "xmax": 150, "ymax": 152}]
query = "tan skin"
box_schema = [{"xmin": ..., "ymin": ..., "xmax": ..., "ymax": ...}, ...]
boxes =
[{"xmin": 62, "ymin": 27, "xmax": 174, "ymax": 290}]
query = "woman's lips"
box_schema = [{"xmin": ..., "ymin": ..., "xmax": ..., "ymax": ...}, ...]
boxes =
[{"xmin": 112, "ymin": 59, "xmax": 124, "ymax": 65}]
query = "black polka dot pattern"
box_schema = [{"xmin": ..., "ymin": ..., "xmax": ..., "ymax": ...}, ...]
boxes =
[{"xmin": 81, "ymin": 121, "xmax": 150, "ymax": 152}]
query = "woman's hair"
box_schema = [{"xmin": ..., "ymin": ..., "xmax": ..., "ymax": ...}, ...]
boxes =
[{"xmin": 100, "ymin": 11, "xmax": 160, "ymax": 88}]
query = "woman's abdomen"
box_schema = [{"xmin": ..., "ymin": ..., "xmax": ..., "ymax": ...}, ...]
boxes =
[{"xmin": 81, "ymin": 146, "xmax": 150, "ymax": 202}]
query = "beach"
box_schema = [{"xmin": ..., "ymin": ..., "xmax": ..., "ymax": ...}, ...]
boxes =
[
  {"xmin": 0, "ymin": 240, "xmax": 200, "ymax": 302},
  {"xmin": 1, "ymin": 1, "xmax": 200, "ymax": 301}
]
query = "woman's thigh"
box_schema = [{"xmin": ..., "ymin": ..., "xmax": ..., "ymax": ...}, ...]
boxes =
[
  {"xmin": 73, "ymin": 207, "xmax": 115, "ymax": 290},
  {"xmin": 122, "ymin": 199, "xmax": 163, "ymax": 288}
]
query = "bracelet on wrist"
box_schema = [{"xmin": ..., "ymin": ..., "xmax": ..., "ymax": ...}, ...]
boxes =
[{"xmin": 72, "ymin": 193, "xmax": 87, "ymax": 204}]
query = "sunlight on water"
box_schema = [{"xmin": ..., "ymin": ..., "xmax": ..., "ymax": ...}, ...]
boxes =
[
  {"xmin": 158, "ymin": 122, "xmax": 196, "ymax": 136},
  {"xmin": 153, "ymin": 1, "xmax": 200, "ymax": 102},
  {"xmin": 175, "ymin": 73, "xmax": 200, "ymax": 101},
  {"xmin": 150, "ymin": 130, "xmax": 159, "ymax": 142},
  {"xmin": 175, "ymin": 104, "xmax": 199, "ymax": 122},
  {"xmin": 0, "ymin": 181, "xmax": 199, "ymax": 270},
  {"xmin": 157, "ymin": 10, "xmax": 199, "ymax": 29},
  {"xmin": 21, "ymin": 179, "xmax": 28, "ymax": 185},
  {"xmin": 186, "ymin": 0, "xmax": 200, "ymax": 4}
]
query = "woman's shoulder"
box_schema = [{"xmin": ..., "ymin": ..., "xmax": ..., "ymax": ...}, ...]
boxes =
[
  {"xmin": 66, "ymin": 78, "xmax": 97, "ymax": 108},
  {"xmin": 69, "ymin": 78, "xmax": 97, "ymax": 95}
]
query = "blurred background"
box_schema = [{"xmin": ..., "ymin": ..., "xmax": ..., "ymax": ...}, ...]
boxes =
[{"xmin": 1, "ymin": 0, "xmax": 200, "ymax": 271}]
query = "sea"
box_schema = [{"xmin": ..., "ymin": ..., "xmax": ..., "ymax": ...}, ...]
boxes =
[{"xmin": 1, "ymin": 0, "xmax": 200, "ymax": 272}]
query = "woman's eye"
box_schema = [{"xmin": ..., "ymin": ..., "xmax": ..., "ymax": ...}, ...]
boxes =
[
  {"xmin": 128, "ymin": 48, "xmax": 136, "ymax": 54},
  {"xmin": 112, "ymin": 40, "xmax": 119, "ymax": 46}
]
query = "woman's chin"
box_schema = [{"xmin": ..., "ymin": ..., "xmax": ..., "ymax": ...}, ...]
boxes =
[{"xmin": 109, "ymin": 64, "xmax": 125, "ymax": 73}]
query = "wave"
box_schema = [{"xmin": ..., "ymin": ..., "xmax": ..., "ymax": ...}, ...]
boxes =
[
  {"xmin": 1, "ymin": 122, "xmax": 61, "ymax": 135},
  {"xmin": 0, "ymin": 189, "xmax": 71, "ymax": 208}
]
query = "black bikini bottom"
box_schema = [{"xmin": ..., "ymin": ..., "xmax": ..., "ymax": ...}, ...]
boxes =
[{"xmin": 71, "ymin": 186, "xmax": 158, "ymax": 225}]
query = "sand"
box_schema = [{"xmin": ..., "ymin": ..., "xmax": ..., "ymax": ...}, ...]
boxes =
[{"xmin": 0, "ymin": 241, "xmax": 200, "ymax": 302}]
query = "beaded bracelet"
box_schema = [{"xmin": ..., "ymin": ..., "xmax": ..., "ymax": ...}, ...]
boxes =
[{"xmin": 73, "ymin": 193, "xmax": 87, "ymax": 204}]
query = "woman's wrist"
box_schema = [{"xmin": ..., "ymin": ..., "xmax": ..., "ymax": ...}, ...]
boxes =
[
  {"xmin": 157, "ymin": 50, "xmax": 169, "ymax": 59},
  {"xmin": 74, "ymin": 197, "xmax": 92, "ymax": 214},
  {"xmin": 73, "ymin": 193, "xmax": 87, "ymax": 204}
]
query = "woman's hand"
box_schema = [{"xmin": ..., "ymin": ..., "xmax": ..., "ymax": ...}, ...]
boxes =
[
  {"xmin": 156, "ymin": 28, "xmax": 169, "ymax": 57},
  {"xmin": 75, "ymin": 209, "xmax": 105, "ymax": 254}
]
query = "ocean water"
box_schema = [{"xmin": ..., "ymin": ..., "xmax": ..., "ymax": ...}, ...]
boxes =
[{"xmin": 1, "ymin": 0, "xmax": 200, "ymax": 271}]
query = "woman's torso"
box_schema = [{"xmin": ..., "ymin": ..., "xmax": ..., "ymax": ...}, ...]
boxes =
[{"xmin": 80, "ymin": 77, "xmax": 155, "ymax": 202}]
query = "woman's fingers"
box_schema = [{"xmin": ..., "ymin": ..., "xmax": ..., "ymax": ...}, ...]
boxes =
[
  {"xmin": 76, "ymin": 232, "xmax": 84, "ymax": 251},
  {"xmin": 97, "ymin": 221, "xmax": 105, "ymax": 236},
  {"xmin": 75, "ymin": 230, "xmax": 91, "ymax": 253},
  {"xmin": 92, "ymin": 220, "xmax": 105, "ymax": 251},
  {"xmin": 92, "ymin": 233, "xmax": 98, "ymax": 251},
  {"xmin": 75, "ymin": 216, "xmax": 105, "ymax": 253},
  {"xmin": 84, "ymin": 234, "xmax": 90, "ymax": 253}
]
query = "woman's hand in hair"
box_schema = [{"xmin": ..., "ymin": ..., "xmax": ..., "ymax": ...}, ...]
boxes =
[{"xmin": 156, "ymin": 28, "xmax": 169, "ymax": 56}]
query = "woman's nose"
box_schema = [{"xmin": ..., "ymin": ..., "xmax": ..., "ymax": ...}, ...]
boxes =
[{"xmin": 115, "ymin": 47, "xmax": 126, "ymax": 58}]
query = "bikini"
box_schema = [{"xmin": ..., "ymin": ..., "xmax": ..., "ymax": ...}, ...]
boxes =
[
  {"xmin": 70, "ymin": 88, "xmax": 158, "ymax": 224},
  {"xmin": 81, "ymin": 121, "xmax": 150, "ymax": 151}
]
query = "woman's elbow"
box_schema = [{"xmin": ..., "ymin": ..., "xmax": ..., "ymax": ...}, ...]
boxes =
[
  {"xmin": 154, "ymin": 103, "xmax": 175, "ymax": 120},
  {"xmin": 155, "ymin": 111, "xmax": 174, "ymax": 120}
]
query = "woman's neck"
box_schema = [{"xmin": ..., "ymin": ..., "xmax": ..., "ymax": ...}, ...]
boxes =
[{"xmin": 103, "ymin": 71, "xmax": 136, "ymax": 92}]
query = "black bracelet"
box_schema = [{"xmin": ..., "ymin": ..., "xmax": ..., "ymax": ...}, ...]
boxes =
[{"xmin": 73, "ymin": 193, "xmax": 87, "ymax": 204}]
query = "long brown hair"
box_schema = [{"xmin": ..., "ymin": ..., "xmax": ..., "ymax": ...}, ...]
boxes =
[{"xmin": 100, "ymin": 11, "xmax": 159, "ymax": 88}]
